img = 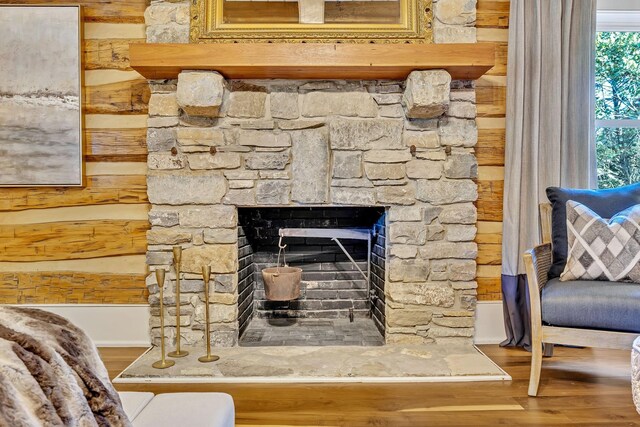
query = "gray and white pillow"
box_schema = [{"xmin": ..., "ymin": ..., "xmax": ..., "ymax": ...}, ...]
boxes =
[{"xmin": 560, "ymin": 200, "xmax": 640, "ymax": 283}]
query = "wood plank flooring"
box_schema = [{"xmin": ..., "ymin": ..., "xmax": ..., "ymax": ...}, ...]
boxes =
[{"xmin": 100, "ymin": 345, "xmax": 640, "ymax": 426}]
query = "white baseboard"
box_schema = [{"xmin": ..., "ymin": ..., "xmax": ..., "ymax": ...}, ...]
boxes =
[
  {"xmin": 474, "ymin": 301, "xmax": 507, "ymax": 345},
  {"xmin": 11, "ymin": 301, "xmax": 506, "ymax": 347},
  {"xmin": 11, "ymin": 304, "xmax": 151, "ymax": 347}
]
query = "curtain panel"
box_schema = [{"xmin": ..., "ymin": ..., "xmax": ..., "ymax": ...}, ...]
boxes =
[{"xmin": 501, "ymin": 0, "xmax": 597, "ymax": 349}]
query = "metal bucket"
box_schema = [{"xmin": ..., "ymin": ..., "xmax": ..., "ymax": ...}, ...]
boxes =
[{"xmin": 261, "ymin": 266, "xmax": 302, "ymax": 301}]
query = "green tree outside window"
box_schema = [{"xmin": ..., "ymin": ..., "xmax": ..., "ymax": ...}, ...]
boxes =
[{"xmin": 595, "ymin": 32, "xmax": 640, "ymax": 189}]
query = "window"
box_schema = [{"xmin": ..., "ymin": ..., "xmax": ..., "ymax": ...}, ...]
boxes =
[{"xmin": 595, "ymin": 11, "xmax": 640, "ymax": 189}]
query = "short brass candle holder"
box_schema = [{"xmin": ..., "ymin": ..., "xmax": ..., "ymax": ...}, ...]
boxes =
[
  {"xmin": 168, "ymin": 246, "xmax": 189, "ymax": 358},
  {"xmin": 198, "ymin": 265, "xmax": 220, "ymax": 363},
  {"xmin": 152, "ymin": 268, "xmax": 175, "ymax": 369}
]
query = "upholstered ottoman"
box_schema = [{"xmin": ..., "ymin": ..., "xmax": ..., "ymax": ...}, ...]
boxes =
[{"xmin": 634, "ymin": 337, "xmax": 640, "ymax": 415}]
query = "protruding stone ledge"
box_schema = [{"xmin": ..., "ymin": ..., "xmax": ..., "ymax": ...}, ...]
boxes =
[
  {"xmin": 403, "ymin": 70, "xmax": 452, "ymax": 119},
  {"xmin": 177, "ymin": 71, "xmax": 225, "ymax": 117}
]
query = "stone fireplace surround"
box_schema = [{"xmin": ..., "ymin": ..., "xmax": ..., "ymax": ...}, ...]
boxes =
[{"xmin": 144, "ymin": 70, "xmax": 479, "ymax": 348}]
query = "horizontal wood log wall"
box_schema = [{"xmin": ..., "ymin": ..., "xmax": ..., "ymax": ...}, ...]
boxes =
[
  {"xmin": 0, "ymin": 0, "xmax": 508, "ymax": 304},
  {"xmin": 476, "ymin": 0, "xmax": 509, "ymax": 301},
  {"xmin": 0, "ymin": 0, "xmax": 150, "ymax": 304}
]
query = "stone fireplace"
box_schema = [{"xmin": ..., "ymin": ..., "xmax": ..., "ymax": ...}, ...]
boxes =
[
  {"xmin": 141, "ymin": 0, "xmax": 482, "ymax": 349},
  {"xmin": 145, "ymin": 74, "xmax": 479, "ymax": 348}
]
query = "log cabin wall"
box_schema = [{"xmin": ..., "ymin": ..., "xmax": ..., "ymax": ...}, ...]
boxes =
[
  {"xmin": 0, "ymin": 0, "xmax": 150, "ymax": 304},
  {"xmin": 0, "ymin": 0, "xmax": 508, "ymax": 305}
]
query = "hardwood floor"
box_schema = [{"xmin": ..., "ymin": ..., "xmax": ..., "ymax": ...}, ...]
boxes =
[{"xmin": 100, "ymin": 345, "xmax": 640, "ymax": 426}]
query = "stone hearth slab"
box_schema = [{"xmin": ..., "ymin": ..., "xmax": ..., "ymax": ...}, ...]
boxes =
[{"xmin": 114, "ymin": 345, "xmax": 509, "ymax": 384}]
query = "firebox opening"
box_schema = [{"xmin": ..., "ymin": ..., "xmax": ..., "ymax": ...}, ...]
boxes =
[{"xmin": 238, "ymin": 206, "xmax": 387, "ymax": 346}]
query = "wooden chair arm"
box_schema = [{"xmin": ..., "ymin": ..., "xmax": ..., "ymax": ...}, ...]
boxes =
[{"xmin": 523, "ymin": 243, "xmax": 552, "ymax": 345}]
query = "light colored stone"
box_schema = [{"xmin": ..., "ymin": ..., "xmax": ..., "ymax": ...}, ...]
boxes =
[
  {"xmin": 434, "ymin": 0, "xmax": 477, "ymax": 25},
  {"xmin": 387, "ymin": 282, "xmax": 455, "ymax": 307},
  {"xmin": 147, "ymin": 173, "xmax": 227, "ymax": 205},
  {"xmin": 330, "ymin": 119, "xmax": 403, "ymax": 150},
  {"xmin": 376, "ymin": 184, "xmax": 416, "ymax": 206},
  {"xmin": 331, "ymin": 178, "xmax": 374, "ymax": 188},
  {"xmin": 390, "ymin": 245, "xmax": 418, "ymax": 259},
  {"xmin": 439, "ymin": 203, "xmax": 477, "ymax": 224},
  {"xmin": 403, "ymin": 70, "xmax": 451, "ymax": 119},
  {"xmin": 144, "ymin": 1, "xmax": 189, "ymax": 26},
  {"xmin": 291, "ymin": 128, "xmax": 329, "ymax": 203},
  {"xmin": 364, "ymin": 164, "xmax": 405, "ymax": 180},
  {"xmin": 444, "ymin": 152, "xmax": 478, "ymax": 178},
  {"xmin": 424, "ymin": 204, "xmax": 444, "ymax": 224},
  {"xmin": 448, "ymin": 260, "xmax": 476, "ymax": 281},
  {"xmin": 432, "ymin": 316, "xmax": 475, "ymax": 328},
  {"xmin": 149, "ymin": 209, "xmax": 179, "ymax": 227},
  {"xmin": 259, "ymin": 170, "xmax": 290, "ymax": 180},
  {"xmin": 448, "ymin": 101, "xmax": 476, "ymax": 119},
  {"xmin": 149, "ymin": 93, "xmax": 179, "ymax": 117},
  {"xmin": 416, "ymin": 179, "xmax": 477, "ymax": 204},
  {"xmin": 278, "ymin": 120, "xmax": 324, "ymax": 130},
  {"xmin": 331, "ymin": 187, "xmax": 375, "ymax": 205},
  {"xmin": 406, "ymin": 160, "xmax": 443, "ymax": 179},
  {"xmin": 239, "ymin": 120, "xmax": 275, "ymax": 130},
  {"xmin": 302, "ymin": 92, "xmax": 378, "ymax": 118},
  {"xmin": 363, "ymin": 150, "xmax": 412, "ymax": 164},
  {"xmin": 405, "ymin": 118, "xmax": 439, "ymax": 131},
  {"xmin": 389, "ymin": 223, "xmax": 427, "ymax": 245},
  {"xmin": 433, "ymin": 24, "xmax": 477, "ymax": 43},
  {"xmin": 146, "ymin": 228, "xmax": 192, "ymax": 245},
  {"xmin": 146, "ymin": 23, "xmax": 189, "ymax": 43},
  {"xmin": 181, "ymin": 245, "xmax": 237, "ymax": 274},
  {"xmin": 177, "ymin": 72, "xmax": 225, "ymax": 116},
  {"xmin": 426, "ymin": 224, "xmax": 445, "ymax": 240},
  {"xmin": 256, "ymin": 180, "xmax": 291, "ymax": 205},
  {"xmin": 372, "ymin": 93, "xmax": 403, "ymax": 105},
  {"xmin": 228, "ymin": 180, "xmax": 254, "ymax": 189},
  {"xmin": 147, "ymin": 128, "xmax": 176, "ymax": 152},
  {"xmin": 226, "ymin": 92, "xmax": 267, "ymax": 118},
  {"xmin": 203, "ymin": 228, "xmax": 238, "ymax": 244},
  {"xmin": 420, "ymin": 242, "xmax": 478, "ymax": 259},
  {"xmin": 388, "ymin": 206, "xmax": 424, "ymax": 222},
  {"xmin": 238, "ymin": 131, "xmax": 291, "ymax": 148},
  {"xmin": 148, "ymin": 117, "xmax": 178, "ymax": 128},
  {"xmin": 271, "ymin": 92, "xmax": 299, "ymax": 119},
  {"xmin": 177, "ymin": 127, "xmax": 226, "ymax": 146},
  {"xmin": 179, "ymin": 206, "xmax": 237, "ymax": 228},
  {"xmin": 439, "ymin": 118, "xmax": 478, "ymax": 147},
  {"xmin": 389, "ymin": 258, "xmax": 429, "ymax": 282},
  {"xmin": 148, "ymin": 153, "xmax": 186, "ymax": 170},
  {"xmin": 415, "ymin": 149, "xmax": 447, "ymax": 161},
  {"xmin": 188, "ymin": 153, "xmax": 241, "ymax": 170},
  {"xmin": 224, "ymin": 170, "xmax": 258, "ymax": 180},
  {"xmin": 387, "ymin": 306, "xmax": 432, "ymax": 327},
  {"xmin": 223, "ymin": 189, "xmax": 256, "ymax": 206},
  {"xmin": 446, "ymin": 225, "xmax": 477, "ymax": 242},
  {"xmin": 245, "ymin": 151, "xmax": 290, "ymax": 170},
  {"xmin": 404, "ymin": 131, "xmax": 440, "ymax": 149},
  {"xmin": 450, "ymin": 90, "xmax": 476, "ymax": 103},
  {"xmin": 332, "ymin": 151, "xmax": 362, "ymax": 179},
  {"xmin": 380, "ymin": 104, "xmax": 404, "ymax": 118}
]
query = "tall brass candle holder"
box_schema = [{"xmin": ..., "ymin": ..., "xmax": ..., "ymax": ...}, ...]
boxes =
[
  {"xmin": 152, "ymin": 268, "xmax": 175, "ymax": 369},
  {"xmin": 168, "ymin": 246, "xmax": 189, "ymax": 358},
  {"xmin": 198, "ymin": 265, "xmax": 220, "ymax": 363}
]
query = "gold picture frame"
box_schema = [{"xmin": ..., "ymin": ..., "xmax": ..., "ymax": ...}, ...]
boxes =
[{"xmin": 190, "ymin": 0, "xmax": 433, "ymax": 43}]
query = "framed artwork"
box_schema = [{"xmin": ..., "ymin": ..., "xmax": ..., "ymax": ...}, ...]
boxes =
[
  {"xmin": 0, "ymin": 5, "xmax": 83, "ymax": 187},
  {"xmin": 191, "ymin": 0, "xmax": 433, "ymax": 43}
]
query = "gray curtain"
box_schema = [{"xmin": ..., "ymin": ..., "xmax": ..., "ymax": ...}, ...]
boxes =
[{"xmin": 501, "ymin": 0, "xmax": 598, "ymax": 349}]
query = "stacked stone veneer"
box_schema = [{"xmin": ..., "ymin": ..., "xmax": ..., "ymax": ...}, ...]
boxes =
[
  {"xmin": 145, "ymin": 72, "xmax": 479, "ymax": 347},
  {"xmin": 144, "ymin": 0, "xmax": 479, "ymax": 347}
]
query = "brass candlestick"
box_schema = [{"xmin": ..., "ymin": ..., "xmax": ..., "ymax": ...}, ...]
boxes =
[
  {"xmin": 152, "ymin": 268, "xmax": 175, "ymax": 369},
  {"xmin": 168, "ymin": 246, "xmax": 189, "ymax": 358},
  {"xmin": 198, "ymin": 265, "xmax": 220, "ymax": 363}
]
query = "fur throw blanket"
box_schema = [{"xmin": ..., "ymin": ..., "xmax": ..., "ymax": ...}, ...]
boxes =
[{"xmin": 0, "ymin": 306, "xmax": 131, "ymax": 427}]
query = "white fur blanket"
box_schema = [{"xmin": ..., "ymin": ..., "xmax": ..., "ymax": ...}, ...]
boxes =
[{"xmin": 0, "ymin": 306, "xmax": 131, "ymax": 427}]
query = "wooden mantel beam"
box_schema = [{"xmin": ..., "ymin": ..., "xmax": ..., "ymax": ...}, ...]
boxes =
[{"xmin": 129, "ymin": 43, "xmax": 496, "ymax": 80}]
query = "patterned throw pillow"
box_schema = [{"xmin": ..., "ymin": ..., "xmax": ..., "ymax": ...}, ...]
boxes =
[{"xmin": 560, "ymin": 201, "xmax": 640, "ymax": 283}]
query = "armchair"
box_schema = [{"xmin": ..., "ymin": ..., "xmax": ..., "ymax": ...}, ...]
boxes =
[{"xmin": 524, "ymin": 203, "xmax": 640, "ymax": 396}]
